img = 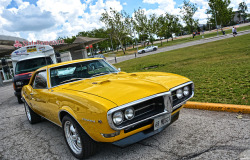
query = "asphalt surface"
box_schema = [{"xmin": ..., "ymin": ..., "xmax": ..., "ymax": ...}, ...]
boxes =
[
  {"xmin": 0, "ymin": 83, "xmax": 250, "ymax": 160},
  {"xmin": 106, "ymin": 30, "xmax": 250, "ymax": 64}
]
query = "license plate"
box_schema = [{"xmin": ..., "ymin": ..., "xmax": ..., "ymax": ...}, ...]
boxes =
[{"xmin": 154, "ymin": 114, "xmax": 171, "ymax": 130}]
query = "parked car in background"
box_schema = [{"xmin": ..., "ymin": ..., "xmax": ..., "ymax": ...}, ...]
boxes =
[
  {"xmin": 11, "ymin": 45, "xmax": 57, "ymax": 103},
  {"xmin": 22, "ymin": 58, "xmax": 194, "ymax": 159},
  {"xmin": 88, "ymin": 54, "xmax": 106, "ymax": 60},
  {"xmin": 138, "ymin": 45, "xmax": 158, "ymax": 54}
]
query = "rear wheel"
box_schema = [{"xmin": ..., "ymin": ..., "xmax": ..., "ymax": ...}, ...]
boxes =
[
  {"xmin": 153, "ymin": 48, "xmax": 157, "ymax": 51},
  {"xmin": 24, "ymin": 102, "xmax": 42, "ymax": 124},
  {"xmin": 62, "ymin": 115, "xmax": 97, "ymax": 159}
]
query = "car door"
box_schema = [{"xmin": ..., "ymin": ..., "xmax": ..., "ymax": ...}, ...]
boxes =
[
  {"xmin": 30, "ymin": 70, "xmax": 51, "ymax": 118},
  {"xmin": 149, "ymin": 46, "xmax": 153, "ymax": 51}
]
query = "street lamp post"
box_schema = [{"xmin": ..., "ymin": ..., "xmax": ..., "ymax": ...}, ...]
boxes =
[
  {"xmin": 109, "ymin": 33, "xmax": 114, "ymax": 53},
  {"xmin": 215, "ymin": 11, "xmax": 218, "ymax": 36},
  {"xmin": 212, "ymin": 3, "xmax": 219, "ymax": 36}
]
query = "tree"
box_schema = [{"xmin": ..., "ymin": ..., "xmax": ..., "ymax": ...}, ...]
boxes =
[
  {"xmin": 168, "ymin": 14, "xmax": 182, "ymax": 41},
  {"xmin": 146, "ymin": 14, "xmax": 157, "ymax": 45},
  {"xmin": 180, "ymin": 0, "xmax": 198, "ymax": 34},
  {"xmin": 100, "ymin": 8, "xmax": 130, "ymax": 54},
  {"xmin": 133, "ymin": 8, "xmax": 148, "ymax": 46},
  {"xmin": 238, "ymin": 2, "xmax": 248, "ymax": 23},
  {"xmin": 207, "ymin": 0, "xmax": 233, "ymax": 32},
  {"xmin": 156, "ymin": 13, "xmax": 172, "ymax": 44},
  {"xmin": 156, "ymin": 14, "xmax": 166, "ymax": 46}
]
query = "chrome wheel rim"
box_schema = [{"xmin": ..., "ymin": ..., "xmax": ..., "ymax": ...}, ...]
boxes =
[
  {"xmin": 24, "ymin": 103, "xmax": 31, "ymax": 121},
  {"xmin": 64, "ymin": 121, "xmax": 82, "ymax": 154}
]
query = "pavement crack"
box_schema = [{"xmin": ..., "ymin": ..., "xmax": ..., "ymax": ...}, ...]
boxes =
[{"xmin": 180, "ymin": 145, "xmax": 248, "ymax": 160}]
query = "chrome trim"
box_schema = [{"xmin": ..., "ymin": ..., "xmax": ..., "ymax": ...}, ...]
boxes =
[
  {"xmin": 107, "ymin": 81, "xmax": 194, "ymax": 131},
  {"xmin": 170, "ymin": 81, "xmax": 193, "ymax": 92},
  {"xmin": 107, "ymin": 92, "xmax": 171, "ymax": 131},
  {"xmin": 58, "ymin": 110, "xmax": 97, "ymax": 142},
  {"xmin": 134, "ymin": 103, "xmax": 155, "ymax": 112},
  {"xmin": 170, "ymin": 81, "xmax": 194, "ymax": 111},
  {"xmin": 172, "ymin": 91, "xmax": 194, "ymax": 110}
]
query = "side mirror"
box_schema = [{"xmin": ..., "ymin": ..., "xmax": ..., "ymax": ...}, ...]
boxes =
[{"xmin": 118, "ymin": 68, "xmax": 121, "ymax": 71}]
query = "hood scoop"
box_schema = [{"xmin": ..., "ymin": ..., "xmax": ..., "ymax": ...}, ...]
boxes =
[
  {"xmin": 92, "ymin": 80, "xmax": 111, "ymax": 85},
  {"xmin": 129, "ymin": 73, "xmax": 137, "ymax": 76}
]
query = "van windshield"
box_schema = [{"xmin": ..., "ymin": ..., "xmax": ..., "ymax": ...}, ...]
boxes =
[{"xmin": 15, "ymin": 57, "xmax": 53, "ymax": 75}]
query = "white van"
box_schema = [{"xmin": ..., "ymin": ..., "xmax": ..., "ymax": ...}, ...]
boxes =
[{"xmin": 11, "ymin": 45, "xmax": 57, "ymax": 103}]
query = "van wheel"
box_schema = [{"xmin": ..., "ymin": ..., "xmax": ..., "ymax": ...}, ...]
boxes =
[
  {"xmin": 24, "ymin": 102, "xmax": 42, "ymax": 124},
  {"xmin": 17, "ymin": 96, "xmax": 23, "ymax": 104},
  {"xmin": 62, "ymin": 115, "xmax": 97, "ymax": 159}
]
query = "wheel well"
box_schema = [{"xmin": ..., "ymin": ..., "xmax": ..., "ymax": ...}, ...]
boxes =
[
  {"xmin": 59, "ymin": 111, "xmax": 71, "ymax": 123},
  {"xmin": 59, "ymin": 110, "xmax": 96, "ymax": 141}
]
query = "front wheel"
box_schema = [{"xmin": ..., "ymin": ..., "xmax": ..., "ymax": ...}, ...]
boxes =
[
  {"xmin": 24, "ymin": 102, "xmax": 42, "ymax": 124},
  {"xmin": 142, "ymin": 50, "xmax": 145, "ymax": 53},
  {"xmin": 62, "ymin": 115, "xmax": 97, "ymax": 159}
]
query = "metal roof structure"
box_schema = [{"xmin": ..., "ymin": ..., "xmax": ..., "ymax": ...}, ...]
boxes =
[
  {"xmin": 0, "ymin": 36, "xmax": 106, "ymax": 58},
  {"xmin": 0, "ymin": 35, "xmax": 27, "ymax": 57}
]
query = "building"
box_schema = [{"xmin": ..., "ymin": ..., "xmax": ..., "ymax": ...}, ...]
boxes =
[{"xmin": 0, "ymin": 35, "xmax": 106, "ymax": 82}]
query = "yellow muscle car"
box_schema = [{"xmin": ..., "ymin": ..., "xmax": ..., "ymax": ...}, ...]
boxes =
[{"xmin": 22, "ymin": 58, "xmax": 194, "ymax": 159}]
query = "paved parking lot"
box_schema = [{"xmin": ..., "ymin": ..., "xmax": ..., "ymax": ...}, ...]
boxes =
[{"xmin": 0, "ymin": 83, "xmax": 250, "ymax": 160}]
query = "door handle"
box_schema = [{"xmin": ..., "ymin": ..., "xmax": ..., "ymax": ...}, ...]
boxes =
[{"xmin": 30, "ymin": 93, "xmax": 34, "ymax": 95}]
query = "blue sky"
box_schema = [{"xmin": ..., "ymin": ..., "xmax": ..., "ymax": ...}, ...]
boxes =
[{"xmin": 0, "ymin": 0, "xmax": 249, "ymax": 41}]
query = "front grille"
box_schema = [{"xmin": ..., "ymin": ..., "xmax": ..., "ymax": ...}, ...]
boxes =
[
  {"xmin": 116, "ymin": 96, "xmax": 165, "ymax": 128},
  {"xmin": 171, "ymin": 83, "xmax": 193, "ymax": 110}
]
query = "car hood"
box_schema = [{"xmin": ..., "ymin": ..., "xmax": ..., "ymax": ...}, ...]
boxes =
[{"xmin": 60, "ymin": 72, "xmax": 190, "ymax": 106}]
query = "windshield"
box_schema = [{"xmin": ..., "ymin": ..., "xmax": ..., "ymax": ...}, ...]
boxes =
[
  {"xmin": 50, "ymin": 59, "xmax": 118, "ymax": 87},
  {"xmin": 15, "ymin": 57, "xmax": 53, "ymax": 75}
]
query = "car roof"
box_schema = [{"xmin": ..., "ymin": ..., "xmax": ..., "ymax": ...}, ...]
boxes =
[{"xmin": 38, "ymin": 58, "xmax": 102, "ymax": 71}]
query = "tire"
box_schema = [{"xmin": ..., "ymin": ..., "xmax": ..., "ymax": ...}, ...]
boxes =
[
  {"xmin": 24, "ymin": 101, "xmax": 42, "ymax": 124},
  {"xmin": 62, "ymin": 115, "xmax": 97, "ymax": 159},
  {"xmin": 142, "ymin": 50, "xmax": 145, "ymax": 53},
  {"xmin": 153, "ymin": 48, "xmax": 157, "ymax": 51},
  {"xmin": 17, "ymin": 96, "xmax": 23, "ymax": 104}
]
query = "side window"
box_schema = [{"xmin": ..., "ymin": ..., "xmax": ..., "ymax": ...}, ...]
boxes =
[{"xmin": 32, "ymin": 71, "xmax": 48, "ymax": 89}]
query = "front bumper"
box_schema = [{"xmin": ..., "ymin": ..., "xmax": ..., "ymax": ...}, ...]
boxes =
[{"xmin": 112, "ymin": 110, "xmax": 180, "ymax": 147}]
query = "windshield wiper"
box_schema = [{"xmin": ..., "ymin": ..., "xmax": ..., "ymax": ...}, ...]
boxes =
[
  {"xmin": 60, "ymin": 78, "xmax": 83, "ymax": 84},
  {"xmin": 91, "ymin": 72, "xmax": 110, "ymax": 78}
]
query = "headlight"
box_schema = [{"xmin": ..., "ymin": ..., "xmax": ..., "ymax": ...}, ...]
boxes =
[
  {"xmin": 183, "ymin": 86, "xmax": 190, "ymax": 96},
  {"xmin": 176, "ymin": 89, "xmax": 183, "ymax": 99},
  {"xmin": 113, "ymin": 111, "xmax": 123, "ymax": 125},
  {"xmin": 124, "ymin": 108, "xmax": 134, "ymax": 120},
  {"xmin": 16, "ymin": 81, "xmax": 23, "ymax": 86}
]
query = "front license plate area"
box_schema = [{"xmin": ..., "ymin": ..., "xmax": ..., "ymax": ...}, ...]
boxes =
[{"xmin": 154, "ymin": 114, "xmax": 171, "ymax": 130}]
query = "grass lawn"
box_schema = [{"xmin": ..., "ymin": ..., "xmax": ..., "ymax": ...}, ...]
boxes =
[
  {"xmin": 105, "ymin": 25, "xmax": 250, "ymax": 57},
  {"xmin": 114, "ymin": 34, "xmax": 250, "ymax": 105}
]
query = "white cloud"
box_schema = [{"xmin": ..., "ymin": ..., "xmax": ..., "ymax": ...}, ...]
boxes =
[
  {"xmin": 142, "ymin": 0, "xmax": 180, "ymax": 16},
  {"xmin": 0, "ymin": 0, "xmax": 123, "ymax": 41},
  {"xmin": 230, "ymin": 0, "xmax": 250, "ymax": 11},
  {"xmin": 2, "ymin": 4, "xmax": 55, "ymax": 32},
  {"xmin": 1, "ymin": 0, "xmax": 249, "ymax": 42}
]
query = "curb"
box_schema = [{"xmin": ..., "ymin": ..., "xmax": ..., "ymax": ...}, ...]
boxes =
[{"xmin": 184, "ymin": 101, "xmax": 250, "ymax": 114}]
